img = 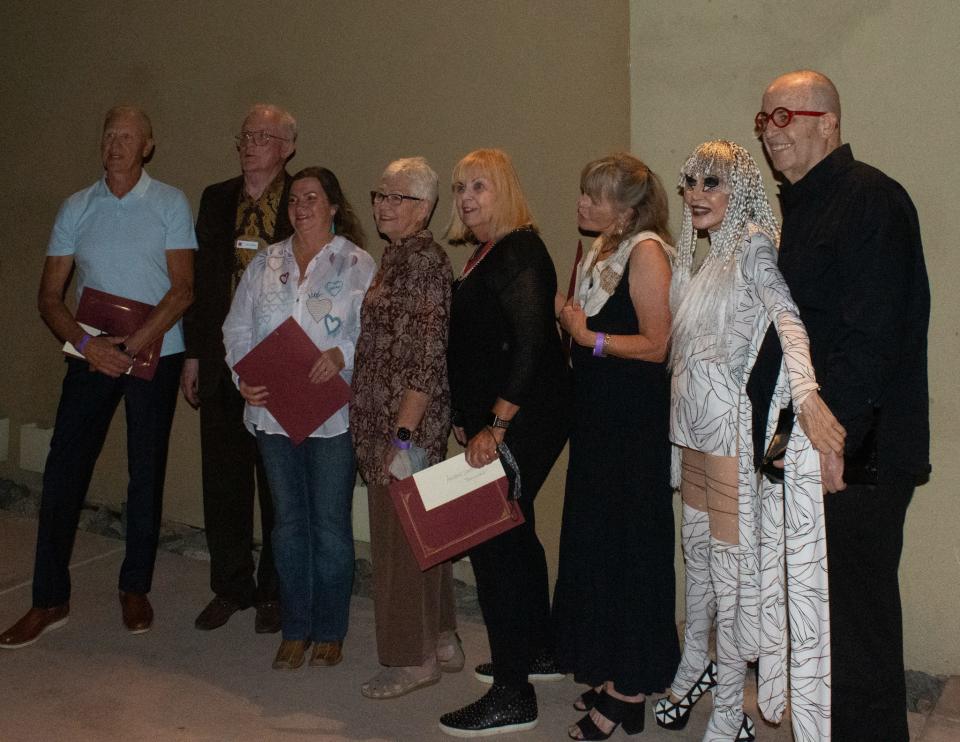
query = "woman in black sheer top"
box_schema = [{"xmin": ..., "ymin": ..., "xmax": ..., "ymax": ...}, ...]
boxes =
[{"xmin": 438, "ymin": 149, "xmax": 569, "ymax": 738}]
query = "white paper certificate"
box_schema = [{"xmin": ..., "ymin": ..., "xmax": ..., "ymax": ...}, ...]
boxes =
[{"xmin": 412, "ymin": 454, "xmax": 506, "ymax": 512}]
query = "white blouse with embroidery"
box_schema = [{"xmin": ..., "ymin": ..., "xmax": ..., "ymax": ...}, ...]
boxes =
[{"xmin": 223, "ymin": 235, "xmax": 375, "ymax": 439}]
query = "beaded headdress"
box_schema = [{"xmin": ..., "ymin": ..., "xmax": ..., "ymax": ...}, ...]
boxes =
[{"xmin": 669, "ymin": 140, "xmax": 780, "ymax": 366}]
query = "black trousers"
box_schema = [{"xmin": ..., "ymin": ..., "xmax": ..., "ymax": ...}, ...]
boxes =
[
  {"xmin": 33, "ymin": 354, "xmax": 182, "ymax": 607},
  {"xmin": 468, "ymin": 422, "xmax": 567, "ymax": 688},
  {"xmin": 199, "ymin": 363, "xmax": 277, "ymax": 607},
  {"xmin": 824, "ymin": 480, "xmax": 913, "ymax": 742}
]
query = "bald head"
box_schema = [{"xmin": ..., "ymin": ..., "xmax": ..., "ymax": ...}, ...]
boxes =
[
  {"xmin": 760, "ymin": 69, "xmax": 842, "ymax": 183},
  {"xmin": 765, "ymin": 70, "xmax": 841, "ymax": 120}
]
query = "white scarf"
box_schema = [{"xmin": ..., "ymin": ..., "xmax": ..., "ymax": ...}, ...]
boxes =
[{"xmin": 575, "ymin": 230, "xmax": 674, "ymax": 316}]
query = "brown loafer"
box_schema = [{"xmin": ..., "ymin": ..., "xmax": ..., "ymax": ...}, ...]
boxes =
[
  {"xmin": 309, "ymin": 640, "xmax": 343, "ymax": 667},
  {"xmin": 272, "ymin": 639, "xmax": 310, "ymax": 670},
  {"xmin": 0, "ymin": 604, "xmax": 70, "ymax": 650},
  {"xmin": 195, "ymin": 596, "xmax": 242, "ymax": 631},
  {"xmin": 119, "ymin": 591, "xmax": 153, "ymax": 634},
  {"xmin": 254, "ymin": 601, "xmax": 281, "ymax": 634}
]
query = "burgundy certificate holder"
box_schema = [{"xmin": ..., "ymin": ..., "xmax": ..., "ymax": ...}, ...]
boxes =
[
  {"xmin": 72, "ymin": 287, "xmax": 162, "ymax": 381},
  {"xmin": 389, "ymin": 455, "xmax": 525, "ymax": 571},
  {"xmin": 232, "ymin": 316, "xmax": 353, "ymax": 445}
]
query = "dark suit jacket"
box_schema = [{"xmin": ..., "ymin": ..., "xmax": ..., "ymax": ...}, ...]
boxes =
[{"xmin": 182, "ymin": 173, "xmax": 294, "ymax": 397}]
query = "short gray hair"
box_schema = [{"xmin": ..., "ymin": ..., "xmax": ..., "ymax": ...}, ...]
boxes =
[
  {"xmin": 104, "ymin": 105, "xmax": 153, "ymax": 140},
  {"xmin": 381, "ymin": 157, "xmax": 439, "ymax": 206},
  {"xmin": 245, "ymin": 103, "xmax": 298, "ymax": 142}
]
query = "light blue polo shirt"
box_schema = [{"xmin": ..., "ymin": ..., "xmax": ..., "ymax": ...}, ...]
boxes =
[{"xmin": 47, "ymin": 170, "xmax": 198, "ymax": 356}]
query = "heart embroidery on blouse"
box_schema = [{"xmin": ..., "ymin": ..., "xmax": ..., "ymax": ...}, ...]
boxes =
[
  {"xmin": 325, "ymin": 279, "xmax": 343, "ymax": 296},
  {"xmin": 306, "ymin": 297, "xmax": 332, "ymax": 323},
  {"xmin": 267, "ymin": 255, "xmax": 283, "ymax": 272},
  {"xmin": 324, "ymin": 314, "xmax": 342, "ymax": 335},
  {"xmin": 279, "ymin": 272, "xmax": 289, "ymax": 285}
]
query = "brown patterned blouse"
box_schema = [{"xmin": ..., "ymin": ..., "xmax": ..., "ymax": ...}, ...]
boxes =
[{"xmin": 351, "ymin": 230, "xmax": 453, "ymax": 486}]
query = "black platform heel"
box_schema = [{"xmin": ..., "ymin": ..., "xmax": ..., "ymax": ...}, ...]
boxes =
[
  {"xmin": 573, "ymin": 687, "xmax": 601, "ymax": 711},
  {"xmin": 653, "ymin": 661, "xmax": 717, "ymax": 730},
  {"xmin": 568, "ymin": 692, "xmax": 645, "ymax": 740}
]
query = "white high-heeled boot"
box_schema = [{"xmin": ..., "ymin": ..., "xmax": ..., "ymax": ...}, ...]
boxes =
[
  {"xmin": 703, "ymin": 538, "xmax": 754, "ymax": 742},
  {"xmin": 655, "ymin": 503, "xmax": 717, "ymax": 730}
]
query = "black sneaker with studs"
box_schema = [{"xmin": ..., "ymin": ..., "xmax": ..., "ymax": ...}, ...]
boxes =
[
  {"xmin": 439, "ymin": 683, "xmax": 538, "ymax": 737},
  {"xmin": 473, "ymin": 650, "xmax": 565, "ymax": 684}
]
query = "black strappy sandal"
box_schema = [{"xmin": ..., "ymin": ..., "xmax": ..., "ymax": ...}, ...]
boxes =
[
  {"xmin": 573, "ymin": 687, "xmax": 601, "ymax": 711},
  {"xmin": 568, "ymin": 692, "xmax": 645, "ymax": 740}
]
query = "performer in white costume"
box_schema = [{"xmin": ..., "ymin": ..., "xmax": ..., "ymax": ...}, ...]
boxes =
[{"xmin": 657, "ymin": 140, "xmax": 844, "ymax": 741}]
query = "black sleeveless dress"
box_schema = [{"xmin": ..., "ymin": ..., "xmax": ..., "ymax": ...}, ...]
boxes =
[{"xmin": 552, "ymin": 265, "xmax": 680, "ymax": 695}]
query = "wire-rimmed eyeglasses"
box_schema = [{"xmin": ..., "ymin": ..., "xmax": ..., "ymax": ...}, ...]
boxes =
[{"xmin": 233, "ymin": 130, "xmax": 291, "ymax": 147}]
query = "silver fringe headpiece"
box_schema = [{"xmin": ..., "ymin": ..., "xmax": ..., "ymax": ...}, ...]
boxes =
[{"xmin": 669, "ymin": 140, "xmax": 780, "ymax": 367}]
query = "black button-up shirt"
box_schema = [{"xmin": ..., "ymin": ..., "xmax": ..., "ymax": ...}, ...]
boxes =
[{"xmin": 777, "ymin": 144, "xmax": 930, "ymax": 482}]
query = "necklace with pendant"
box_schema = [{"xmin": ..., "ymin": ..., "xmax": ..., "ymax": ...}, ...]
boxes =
[{"xmin": 458, "ymin": 239, "xmax": 495, "ymax": 281}]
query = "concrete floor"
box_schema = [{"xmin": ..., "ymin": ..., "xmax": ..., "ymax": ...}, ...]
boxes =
[{"xmin": 0, "ymin": 511, "xmax": 942, "ymax": 741}]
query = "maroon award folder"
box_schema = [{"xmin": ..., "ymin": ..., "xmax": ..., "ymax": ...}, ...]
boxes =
[
  {"xmin": 73, "ymin": 287, "xmax": 162, "ymax": 381},
  {"xmin": 388, "ymin": 456, "xmax": 525, "ymax": 571},
  {"xmin": 232, "ymin": 317, "xmax": 352, "ymax": 445}
]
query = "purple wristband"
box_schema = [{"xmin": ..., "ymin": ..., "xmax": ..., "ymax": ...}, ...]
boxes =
[
  {"xmin": 592, "ymin": 332, "xmax": 607, "ymax": 358},
  {"xmin": 392, "ymin": 437, "xmax": 411, "ymax": 450},
  {"xmin": 76, "ymin": 333, "xmax": 93, "ymax": 354}
]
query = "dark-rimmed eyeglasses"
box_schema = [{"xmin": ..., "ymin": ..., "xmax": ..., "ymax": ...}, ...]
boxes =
[
  {"xmin": 370, "ymin": 191, "xmax": 423, "ymax": 206},
  {"xmin": 754, "ymin": 107, "xmax": 827, "ymax": 133},
  {"xmin": 234, "ymin": 130, "xmax": 290, "ymax": 147}
]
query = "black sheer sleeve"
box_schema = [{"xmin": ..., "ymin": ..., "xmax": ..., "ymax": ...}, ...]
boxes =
[{"xmin": 483, "ymin": 231, "xmax": 559, "ymax": 406}]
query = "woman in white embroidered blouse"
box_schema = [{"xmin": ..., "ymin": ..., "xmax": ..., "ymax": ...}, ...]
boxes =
[
  {"xmin": 223, "ymin": 166, "xmax": 374, "ymax": 671},
  {"xmin": 656, "ymin": 141, "xmax": 844, "ymax": 742}
]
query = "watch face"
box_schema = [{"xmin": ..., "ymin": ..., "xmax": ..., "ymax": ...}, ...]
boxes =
[{"xmin": 396, "ymin": 427, "xmax": 412, "ymax": 441}]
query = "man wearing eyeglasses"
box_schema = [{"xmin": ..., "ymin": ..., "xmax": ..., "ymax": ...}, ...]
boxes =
[
  {"xmin": 753, "ymin": 70, "xmax": 929, "ymax": 741},
  {"xmin": 181, "ymin": 103, "xmax": 297, "ymax": 634}
]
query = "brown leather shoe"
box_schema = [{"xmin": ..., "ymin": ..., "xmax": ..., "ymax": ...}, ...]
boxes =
[
  {"xmin": 309, "ymin": 640, "xmax": 343, "ymax": 667},
  {"xmin": 119, "ymin": 591, "xmax": 153, "ymax": 634},
  {"xmin": 254, "ymin": 601, "xmax": 281, "ymax": 634},
  {"xmin": 272, "ymin": 639, "xmax": 310, "ymax": 670},
  {"xmin": 0, "ymin": 604, "xmax": 69, "ymax": 650},
  {"xmin": 195, "ymin": 596, "xmax": 242, "ymax": 631}
]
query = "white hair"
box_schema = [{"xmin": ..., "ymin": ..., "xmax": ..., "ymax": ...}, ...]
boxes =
[
  {"xmin": 669, "ymin": 140, "xmax": 780, "ymax": 367},
  {"xmin": 382, "ymin": 156, "xmax": 439, "ymax": 206},
  {"xmin": 245, "ymin": 103, "xmax": 298, "ymax": 141}
]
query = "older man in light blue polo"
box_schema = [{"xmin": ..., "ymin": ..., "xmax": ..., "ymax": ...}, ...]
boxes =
[{"xmin": 0, "ymin": 105, "xmax": 196, "ymax": 648}]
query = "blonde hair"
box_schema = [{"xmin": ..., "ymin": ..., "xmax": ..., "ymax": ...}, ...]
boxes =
[
  {"xmin": 445, "ymin": 148, "xmax": 537, "ymax": 243},
  {"xmin": 581, "ymin": 153, "xmax": 672, "ymax": 247}
]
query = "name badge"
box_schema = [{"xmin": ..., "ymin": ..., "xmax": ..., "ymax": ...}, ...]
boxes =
[{"xmin": 236, "ymin": 239, "xmax": 260, "ymax": 251}]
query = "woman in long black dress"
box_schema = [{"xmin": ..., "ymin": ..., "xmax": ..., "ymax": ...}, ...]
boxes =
[
  {"xmin": 438, "ymin": 148, "xmax": 569, "ymax": 738},
  {"xmin": 554, "ymin": 153, "xmax": 679, "ymax": 740}
]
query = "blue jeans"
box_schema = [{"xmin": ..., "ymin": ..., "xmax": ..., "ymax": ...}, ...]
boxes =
[
  {"xmin": 34, "ymin": 354, "xmax": 182, "ymax": 607},
  {"xmin": 256, "ymin": 430, "xmax": 355, "ymax": 642}
]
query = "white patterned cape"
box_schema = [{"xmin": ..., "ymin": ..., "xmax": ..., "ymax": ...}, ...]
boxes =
[{"xmin": 735, "ymin": 329, "xmax": 831, "ymax": 742}]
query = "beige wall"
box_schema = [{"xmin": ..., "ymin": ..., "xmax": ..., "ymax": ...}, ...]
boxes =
[
  {"xmin": 0, "ymin": 2, "xmax": 629, "ymax": 597},
  {"xmin": 629, "ymin": 1, "xmax": 959, "ymax": 674},
  {"xmin": 2, "ymin": 0, "xmax": 955, "ymax": 677}
]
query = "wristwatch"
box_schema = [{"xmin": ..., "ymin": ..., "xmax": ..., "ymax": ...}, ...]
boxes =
[
  {"xmin": 393, "ymin": 427, "xmax": 412, "ymax": 450},
  {"xmin": 488, "ymin": 413, "xmax": 511, "ymax": 430}
]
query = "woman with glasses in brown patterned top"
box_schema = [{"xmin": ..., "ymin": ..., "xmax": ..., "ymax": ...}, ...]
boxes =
[{"xmin": 351, "ymin": 157, "xmax": 461, "ymax": 700}]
